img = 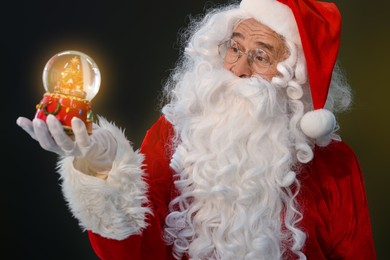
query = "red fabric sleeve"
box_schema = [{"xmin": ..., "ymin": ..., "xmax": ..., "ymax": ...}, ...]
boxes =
[
  {"xmin": 299, "ymin": 141, "xmax": 376, "ymax": 259},
  {"xmin": 88, "ymin": 115, "xmax": 175, "ymax": 260}
]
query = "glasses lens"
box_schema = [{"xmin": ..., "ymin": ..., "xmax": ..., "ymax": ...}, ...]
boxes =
[
  {"xmin": 250, "ymin": 48, "xmax": 271, "ymax": 72},
  {"xmin": 219, "ymin": 39, "xmax": 239, "ymax": 64},
  {"xmin": 218, "ymin": 39, "xmax": 271, "ymax": 73}
]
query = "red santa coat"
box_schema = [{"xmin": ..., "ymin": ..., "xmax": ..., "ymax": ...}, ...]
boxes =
[{"xmin": 87, "ymin": 115, "xmax": 376, "ymax": 259}]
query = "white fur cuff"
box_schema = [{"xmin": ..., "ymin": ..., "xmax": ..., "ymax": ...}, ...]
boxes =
[{"xmin": 57, "ymin": 118, "xmax": 151, "ymax": 240}]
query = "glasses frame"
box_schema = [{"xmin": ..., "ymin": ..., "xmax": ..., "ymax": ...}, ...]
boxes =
[{"xmin": 218, "ymin": 38, "xmax": 273, "ymax": 74}]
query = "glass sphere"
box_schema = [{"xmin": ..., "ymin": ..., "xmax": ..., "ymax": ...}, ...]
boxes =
[{"xmin": 42, "ymin": 50, "xmax": 101, "ymax": 101}]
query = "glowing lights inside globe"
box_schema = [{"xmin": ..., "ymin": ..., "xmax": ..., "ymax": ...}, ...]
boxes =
[{"xmin": 42, "ymin": 50, "xmax": 101, "ymax": 101}]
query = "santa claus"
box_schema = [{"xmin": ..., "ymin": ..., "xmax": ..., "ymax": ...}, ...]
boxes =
[{"xmin": 17, "ymin": 0, "xmax": 376, "ymax": 259}]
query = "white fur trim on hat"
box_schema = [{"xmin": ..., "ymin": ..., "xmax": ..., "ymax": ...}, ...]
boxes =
[
  {"xmin": 240, "ymin": 0, "xmax": 301, "ymax": 46},
  {"xmin": 300, "ymin": 109, "xmax": 336, "ymax": 139}
]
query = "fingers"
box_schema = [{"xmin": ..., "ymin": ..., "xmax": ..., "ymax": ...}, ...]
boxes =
[
  {"xmin": 46, "ymin": 115, "xmax": 76, "ymax": 153},
  {"xmin": 16, "ymin": 117, "xmax": 37, "ymax": 140},
  {"xmin": 71, "ymin": 117, "xmax": 91, "ymax": 149},
  {"xmin": 32, "ymin": 117, "xmax": 63, "ymax": 155}
]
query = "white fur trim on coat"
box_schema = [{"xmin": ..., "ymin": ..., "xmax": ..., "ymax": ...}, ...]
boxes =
[{"xmin": 57, "ymin": 117, "xmax": 151, "ymax": 240}]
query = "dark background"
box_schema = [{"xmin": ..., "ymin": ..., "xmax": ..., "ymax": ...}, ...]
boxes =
[{"xmin": 4, "ymin": 0, "xmax": 389, "ymax": 259}]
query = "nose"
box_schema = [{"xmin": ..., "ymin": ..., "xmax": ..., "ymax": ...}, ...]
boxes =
[{"xmin": 230, "ymin": 55, "xmax": 252, "ymax": 78}]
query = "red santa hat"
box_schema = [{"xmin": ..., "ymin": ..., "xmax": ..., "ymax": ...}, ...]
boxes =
[{"xmin": 240, "ymin": 0, "xmax": 342, "ymax": 139}]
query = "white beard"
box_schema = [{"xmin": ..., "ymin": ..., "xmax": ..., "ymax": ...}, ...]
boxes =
[{"xmin": 163, "ymin": 68, "xmax": 303, "ymax": 260}]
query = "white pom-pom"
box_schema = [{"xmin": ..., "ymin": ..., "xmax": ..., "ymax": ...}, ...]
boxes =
[{"xmin": 300, "ymin": 109, "xmax": 336, "ymax": 139}]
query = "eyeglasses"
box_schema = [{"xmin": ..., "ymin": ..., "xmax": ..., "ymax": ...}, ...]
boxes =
[{"xmin": 218, "ymin": 38, "xmax": 272, "ymax": 73}]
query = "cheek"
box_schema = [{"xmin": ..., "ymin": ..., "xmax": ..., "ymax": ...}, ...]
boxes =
[
  {"xmin": 261, "ymin": 65, "xmax": 279, "ymax": 81},
  {"xmin": 223, "ymin": 61, "xmax": 232, "ymax": 71}
]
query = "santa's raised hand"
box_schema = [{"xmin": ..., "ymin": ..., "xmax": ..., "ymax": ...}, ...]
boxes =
[{"xmin": 16, "ymin": 114, "xmax": 117, "ymax": 175}]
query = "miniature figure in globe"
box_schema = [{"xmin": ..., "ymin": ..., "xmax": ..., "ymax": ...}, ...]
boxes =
[{"xmin": 35, "ymin": 50, "xmax": 101, "ymax": 135}]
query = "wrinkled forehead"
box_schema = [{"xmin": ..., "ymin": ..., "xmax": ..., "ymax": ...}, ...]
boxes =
[
  {"xmin": 232, "ymin": 18, "xmax": 285, "ymax": 42},
  {"xmin": 231, "ymin": 18, "xmax": 289, "ymax": 59}
]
